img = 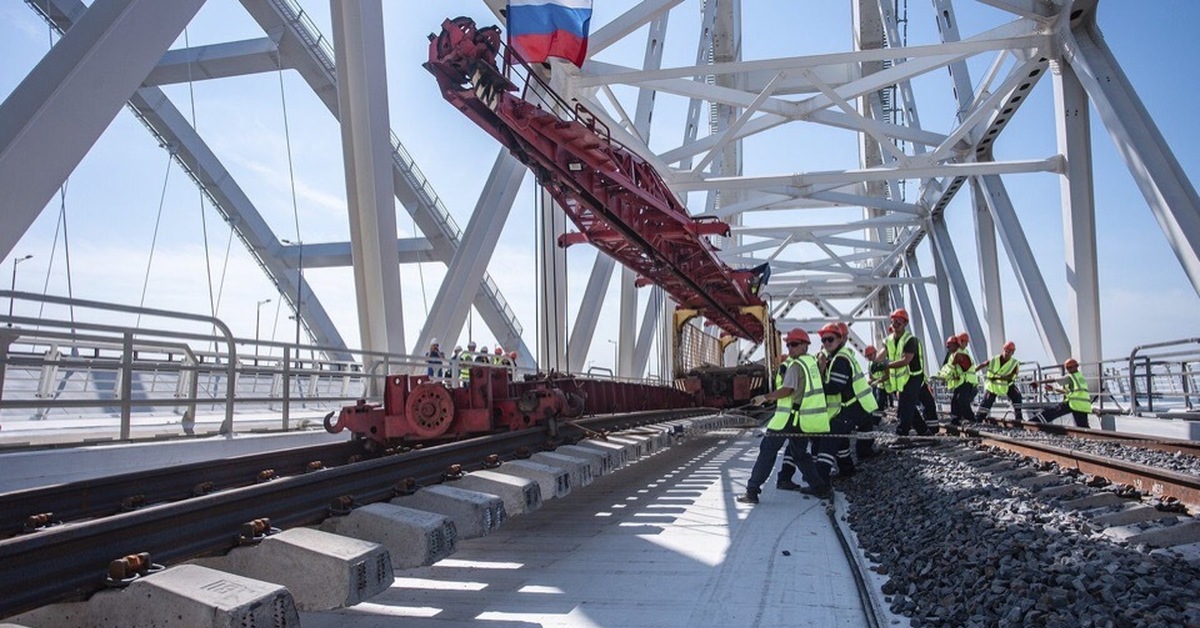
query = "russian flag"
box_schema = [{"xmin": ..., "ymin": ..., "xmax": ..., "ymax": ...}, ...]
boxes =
[{"xmin": 507, "ymin": 0, "xmax": 592, "ymax": 68}]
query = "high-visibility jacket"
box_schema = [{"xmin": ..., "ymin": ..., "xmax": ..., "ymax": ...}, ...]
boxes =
[
  {"xmin": 938, "ymin": 354, "xmax": 962, "ymax": 389},
  {"xmin": 1065, "ymin": 371, "xmax": 1092, "ymax": 413},
  {"xmin": 957, "ymin": 349, "xmax": 978, "ymax": 385},
  {"xmin": 826, "ymin": 346, "xmax": 878, "ymax": 418},
  {"xmin": 459, "ymin": 352, "xmax": 475, "ymax": 380},
  {"xmin": 984, "ymin": 355, "xmax": 1019, "ymax": 395},
  {"xmin": 766, "ymin": 355, "xmax": 830, "ymax": 433},
  {"xmin": 884, "ymin": 331, "xmax": 922, "ymax": 393}
]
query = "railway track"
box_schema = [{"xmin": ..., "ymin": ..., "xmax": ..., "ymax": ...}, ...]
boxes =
[{"xmin": 0, "ymin": 408, "xmax": 711, "ymax": 620}]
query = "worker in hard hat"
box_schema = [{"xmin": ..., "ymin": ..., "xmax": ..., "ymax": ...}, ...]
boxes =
[
  {"xmin": 817, "ymin": 322, "xmax": 878, "ymax": 474},
  {"xmin": 883, "ymin": 309, "xmax": 932, "ymax": 436},
  {"xmin": 1029, "ymin": 358, "xmax": 1092, "ymax": 427},
  {"xmin": 739, "ymin": 328, "xmax": 833, "ymax": 503},
  {"xmin": 460, "ymin": 341, "xmax": 478, "ymax": 386},
  {"xmin": 450, "ymin": 345, "xmax": 465, "ymax": 385},
  {"xmin": 974, "ymin": 341, "xmax": 1024, "ymax": 422},
  {"xmin": 935, "ymin": 335, "xmax": 976, "ymax": 425},
  {"xmin": 425, "ymin": 338, "xmax": 445, "ymax": 379}
]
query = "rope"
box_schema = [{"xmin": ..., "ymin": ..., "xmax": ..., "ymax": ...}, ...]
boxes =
[
  {"xmin": 182, "ymin": 28, "xmax": 218, "ymax": 324},
  {"xmin": 135, "ymin": 151, "xmax": 174, "ymax": 327},
  {"xmin": 277, "ymin": 64, "xmax": 303, "ymax": 334},
  {"xmin": 414, "ymin": 215, "xmax": 429, "ymax": 318},
  {"xmin": 36, "ymin": 183, "xmax": 76, "ymax": 330}
]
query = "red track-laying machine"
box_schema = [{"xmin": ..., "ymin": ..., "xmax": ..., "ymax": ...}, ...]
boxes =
[{"xmin": 325, "ymin": 17, "xmax": 778, "ymax": 446}]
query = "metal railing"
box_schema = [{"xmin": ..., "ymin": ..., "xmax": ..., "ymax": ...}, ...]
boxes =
[
  {"xmin": 1127, "ymin": 337, "xmax": 1200, "ymax": 415},
  {"xmin": 0, "ymin": 293, "xmax": 667, "ymax": 446}
]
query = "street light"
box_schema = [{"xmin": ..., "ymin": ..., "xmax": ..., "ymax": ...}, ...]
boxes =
[
  {"xmin": 607, "ymin": 339, "xmax": 617, "ymax": 376},
  {"xmin": 281, "ymin": 239, "xmax": 303, "ymax": 347},
  {"xmin": 254, "ymin": 298, "xmax": 272, "ymax": 357},
  {"xmin": 8, "ymin": 254, "xmax": 33, "ymax": 326}
]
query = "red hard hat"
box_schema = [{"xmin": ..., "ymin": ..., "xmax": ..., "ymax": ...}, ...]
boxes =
[
  {"xmin": 864, "ymin": 345, "xmax": 877, "ymax": 357},
  {"xmin": 818, "ymin": 323, "xmax": 842, "ymax": 338},
  {"xmin": 957, "ymin": 332, "xmax": 969, "ymax": 345},
  {"xmin": 946, "ymin": 335, "xmax": 960, "ymax": 346},
  {"xmin": 785, "ymin": 328, "xmax": 811, "ymax": 344},
  {"xmin": 509, "ymin": 351, "xmax": 517, "ymax": 359},
  {"xmin": 1064, "ymin": 358, "xmax": 1079, "ymax": 369},
  {"xmin": 890, "ymin": 308, "xmax": 909, "ymax": 322},
  {"xmin": 1003, "ymin": 341, "xmax": 1016, "ymax": 352},
  {"xmin": 837, "ymin": 322, "xmax": 849, "ymax": 337},
  {"xmin": 495, "ymin": 347, "xmax": 504, "ymax": 355}
]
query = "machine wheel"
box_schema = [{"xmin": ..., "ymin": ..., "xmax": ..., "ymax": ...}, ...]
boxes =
[{"xmin": 406, "ymin": 383, "xmax": 455, "ymax": 439}]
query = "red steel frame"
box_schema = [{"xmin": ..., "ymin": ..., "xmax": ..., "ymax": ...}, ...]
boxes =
[{"xmin": 424, "ymin": 17, "xmax": 768, "ymax": 341}]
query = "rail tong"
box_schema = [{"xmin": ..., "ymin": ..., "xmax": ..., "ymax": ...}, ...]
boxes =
[{"xmin": 424, "ymin": 17, "xmax": 769, "ymax": 342}]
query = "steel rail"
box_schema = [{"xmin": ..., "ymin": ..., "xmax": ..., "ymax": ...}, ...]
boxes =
[
  {"xmin": 0, "ymin": 440, "xmax": 370, "ymax": 539},
  {"xmin": 983, "ymin": 418, "xmax": 1200, "ymax": 458},
  {"xmin": 0, "ymin": 408, "xmax": 710, "ymax": 619},
  {"xmin": 974, "ymin": 431, "xmax": 1200, "ymax": 508}
]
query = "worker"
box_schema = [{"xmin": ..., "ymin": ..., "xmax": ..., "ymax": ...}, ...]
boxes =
[
  {"xmin": 476, "ymin": 346, "xmax": 491, "ymax": 363},
  {"xmin": 493, "ymin": 346, "xmax": 506, "ymax": 365},
  {"xmin": 865, "ymin": 345, "xmax": 891, "ymax": 411},
  {"xmin": 934, "ymin": 335, "xmax": 975, "ymax": 425},
  {"xmin": 460, "ymin": 341, "xmax": 478, "ymax": 385},
  {"xmin": 975, "ymin": 341, "xmax": 1024, "ymax": 422},
  {"xmin": 1030, "ymin": 358, "xmax": 1092, "ymax": 427},
  {"xmin": 425, "ymin": 338, "xmax": 445, "ymax": 379},
  {"xmin": 737, "ymin": 328, "xmax": 832, "ymax": 503},
  {"xmin": 772, "ymin": 353, "xmax": 804, "ymax": 491},
  {"xmin": 507, "ymin": 350, "xmax": 519, "ymax": 377},
  {"xmin": 883, "ymin": 309, "xmax": 932, "ymax": 436},
  {"xmin": 819, "ymin": 322, "xmax": 878, "ymax": 474}
]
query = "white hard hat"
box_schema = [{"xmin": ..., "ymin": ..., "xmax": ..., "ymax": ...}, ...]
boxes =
[{"xmin": 430, "ymin": 337, "xmax": 439, "ymax": 345}]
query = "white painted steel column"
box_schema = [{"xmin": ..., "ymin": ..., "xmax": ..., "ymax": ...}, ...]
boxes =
[
  {"xmin": 971, "ymin": 178, "xmax": 1004, "ymax": 356},
  {"xmin": 930, "ymin": 223, "xmax": 955, "ymax": 346},
  {"xmin": 416, "ymin": 150, "xmax": 525, "ymax": 358},
  {"xmin": 567, "ymin": 255, "xmax": 615, "ymax": 373},
  {"xmin": 538, "ymin": 188, "xmax": 568, "ymax": 371},
  {"xmin": 1053, "ymin": 59, "xmax": 1102, "ymax": 369},
  {"xmin": 331, "ymin": 0, "xmax": 404, "ymax": 356},
  {"xmin": 978, "ymin": 174, "xmax": 1071, "ymax": 362},
  {"xmin": 929, "ymin": 218, "xmax": 986, "ymax": 358},
  {"xmin": 627, "ymin": 13, "xmax": 669, "ymax": 377},
  {"xmin": 1065, "ymin": 15, "xmax": 1200, "ymax": 297},
  {"xmin": 617, "ymin": 268, "xmax": 637, "ymax": 376},
  {"xmin": 905, "ymin": 254, "xmax": 940, "ymax": 365},
  {"xmin": 0, "ymin": 0, "xmax": 206, "ymax": 259}
]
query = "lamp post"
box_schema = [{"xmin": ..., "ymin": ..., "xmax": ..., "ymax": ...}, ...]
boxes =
[
  {"xmin": 8, "ymin": 254, "xmax": 32, "ymax": 326},
  {"xmin": 281, "ymin": 239, "xmax": 303, "ymax": 347},
  {"xmin": 607, "ymin": 339, "xmax": 617, "ymax": 376},
  {"xmin": 254, "ymin": 298, "xmax": 272, "ymax": 357}
]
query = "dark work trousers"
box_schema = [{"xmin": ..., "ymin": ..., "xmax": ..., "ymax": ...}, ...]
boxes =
[
  {"xmin": 950, "ymin": 383, "xmax": 976, "ymax": 425},
  {"xmin": 873, "ymin": 386, "xmax": 893, "ymax": 409},
  {"xmin": 975, "ymin": 385, "xmax": 1024, "ymax": 421},
  {"xmin": 770, "ymin": 434, "xmax": 833, "ymax": 492},
  {"xmin": 776, "ymin": 439, "xmax": 801, "ymax": 486},
  {"xmin": 918, "ymin": 381, "xmax": 939, "ymax": 425},
  {"xmin": 746, "ymin": 431, "xmax": 803, "ymax": 494},
  {"xmin": 831, "ymin": 412, "xmax": 859, "ymax": 474},
  {"xmin": 851, "ymin": 407, "xmax": 877, "ymax": 459},
  {"xmin": 897, "ymin": 377, "xmax": 932, "ymax": 436},
  {"xmin": 1039, "ymin": 402, "xmax": 1089, "ymax": 428}
]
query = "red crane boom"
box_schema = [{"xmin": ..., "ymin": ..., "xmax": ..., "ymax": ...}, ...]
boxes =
[{"xmin": 424, "ymin": 17, "xmax": 769, "ymax": 341}]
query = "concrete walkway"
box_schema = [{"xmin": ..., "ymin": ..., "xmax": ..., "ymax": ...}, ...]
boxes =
[{"xmin": 302, "ymin": 431, "xmax": 869, "ymax": 627}]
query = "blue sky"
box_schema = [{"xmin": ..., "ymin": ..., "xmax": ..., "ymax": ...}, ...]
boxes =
[{"xmin": 0, "ymin": 1, "xmax": 1196, "ymax": 372}]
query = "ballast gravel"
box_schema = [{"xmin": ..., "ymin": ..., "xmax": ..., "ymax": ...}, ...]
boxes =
[{"xmin": 839, "ymin": 442, "xmax": 1200, "ymax": 628}]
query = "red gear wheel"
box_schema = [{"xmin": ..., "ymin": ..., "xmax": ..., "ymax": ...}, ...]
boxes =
[{"xmin": 405, "ymin": 383, "xmax": 455, "ymax": 438}]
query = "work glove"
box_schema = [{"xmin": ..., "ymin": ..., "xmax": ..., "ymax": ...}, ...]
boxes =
[{"xmin": 750, "ymin": 394, "xmax": 768, "ymax": 407}]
